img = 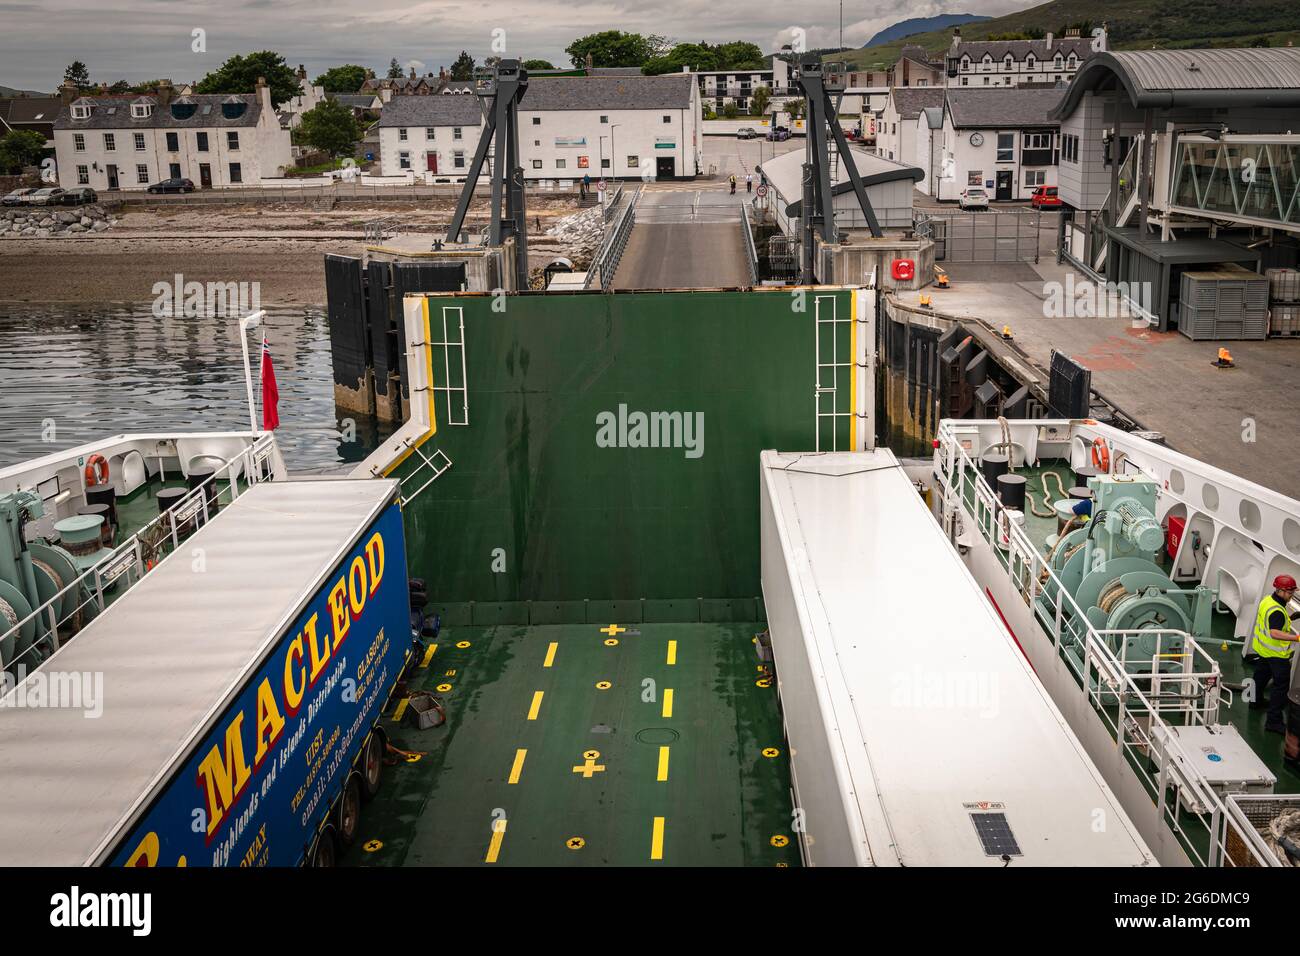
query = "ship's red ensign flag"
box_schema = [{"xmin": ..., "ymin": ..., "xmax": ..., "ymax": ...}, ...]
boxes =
[{"xmin": 260, "ymin": 334, "xmax": 279, "ymax": 430}]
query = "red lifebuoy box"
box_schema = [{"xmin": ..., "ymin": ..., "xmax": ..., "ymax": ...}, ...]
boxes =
[{"xmin": 892, "ymin": 258, "xmax": 915, "ymax": 281}]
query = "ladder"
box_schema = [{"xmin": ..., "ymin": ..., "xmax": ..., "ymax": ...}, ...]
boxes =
[
  {"xmin": 432, "ymin": 306, "xmax": 470, "ymax": 426},
  {"xmin": 814, "ymin": 294, "xmax": 853, "ymax": 451}
]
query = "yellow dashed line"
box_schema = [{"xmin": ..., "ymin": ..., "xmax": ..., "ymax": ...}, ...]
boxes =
[
  {"xmin": 420, "ymin": 644, "xmax": 438, "ymax": 668},
  {"xmin": 657, "ymin": 745, "xmax": 670, "ymax": 782},
  {"xmin": 527, "ymin": 690, "xmax": 544, "ymax": 721},
  {"xmin": 485, "ymin": 821, "xmax": 507, "ymax": 863},
  {"xmin": 392, "ymin": 697, "xmax": 410, "ymax": 722},
  {"xmin": 543, "ymin": 642, "xmax": 558, "ymax": 668},
  {"xmin": 662, "ymin": 688, "xmax": 674, "ymax": 719},
  {"xmin": 666, "ymin": 640, "xmax": 677, "ymax": 665},
  {"xmin": 508, "ymin": 748, "xmax": 527, "ymax": 784},
  {"xmin": 650, "ymin": 817, "xmax": 665, "ymax": 860}
]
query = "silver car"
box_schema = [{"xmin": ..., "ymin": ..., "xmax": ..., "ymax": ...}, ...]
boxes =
[
  {"xmin": 26, "ymin": 187, "xmax": 66, "ymax": 206},
  {"xmin": 958, "ymin": 187, "xmax": 989, "ymax": 210}
]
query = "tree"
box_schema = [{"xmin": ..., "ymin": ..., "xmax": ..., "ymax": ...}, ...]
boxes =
[
  {"xmin": 785, "ymin": 98, "xmax": 805, "ymax": 120},
  {"xmin": 195, "ymin": 51, "xmax": 300, "ymax": 107},
  {"xmin": 449, "ymin": 51, "xmax": 476, "ymax": 81},
  {"xmin": 63, "ymin": 61, "xmax": 90, "ymax": 90},
  {"xmin": 314, "ymin": 65, "xmax": 368, "ymax": 93},
  {"xmin": 722, "ymin": 102, "xmax": 739, "ymax": 119},
  {"xmin": 565, "ymin": 31, "xmax": 654, "ymax": 68},
  {"xmin": 296, "ymin": 98, "xmax": 362, "ymax": 157},
  {"xmin": 714, "ymin": 41, "xmax": 764, "ymax": 69},
  {"xmin": 0, "ymin": 130, "xmax": 48, "ymax": 174},
  {"xmin": 387, "ymin": 58, "xmax": 403, "ymax": 79},
  {"xmin": 750, "ymin": 85, "xmax": 771, "ymax": 117},
  {"xmin": 522, "ymin": 59, "xmax": 555, "ymax": 70}
]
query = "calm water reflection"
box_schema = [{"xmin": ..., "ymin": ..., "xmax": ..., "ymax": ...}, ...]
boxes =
[{"xmin": 0, "ymin": 304, "xmax": 394, "ymax": 471}]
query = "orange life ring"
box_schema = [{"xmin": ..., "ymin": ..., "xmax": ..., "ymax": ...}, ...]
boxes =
[
  {"xmin": 1090, "ymin": 437, "xmax": 1111, "ymax": 473},
  {"xmin": 84, "ymin": 453, "xmax": 110, "ymax": 487}
]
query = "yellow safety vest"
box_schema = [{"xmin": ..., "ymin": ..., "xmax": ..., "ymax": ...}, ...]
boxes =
[{"xmin": 1252, "ymin": 595, "xmax": 1295, "ymax": 660}]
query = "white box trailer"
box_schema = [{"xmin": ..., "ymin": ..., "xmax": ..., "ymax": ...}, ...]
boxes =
[
  {"xmin": 759, "ymin": 449, "xmax": 1156, "ymax": 866},
  {"xmin": 0, "ymin": 479, "xmax": 411, "ymax": 867}
]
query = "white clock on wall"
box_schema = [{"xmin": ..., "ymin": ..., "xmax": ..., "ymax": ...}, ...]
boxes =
[{"xmin": 970, "ymin": 132, "xmax": 984, "ymax": 147}]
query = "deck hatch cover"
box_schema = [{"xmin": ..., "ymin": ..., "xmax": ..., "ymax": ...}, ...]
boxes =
[{"xmin": 969, "ymin": 811, "xmax": 1022, "ymax": 858}]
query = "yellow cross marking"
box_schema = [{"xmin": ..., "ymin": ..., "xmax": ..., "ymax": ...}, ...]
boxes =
[
  {"xmin": 485, "ymin": 821, "xmax": 507, "ymax": 863},
  {"xmin": 650, "ymin": 817, "xmax": 665, "ymax": 860},
  {"xmin": 657, "ymin": 745, "xmax": 670, "ymax": 782},
  {"xmin": 436, "ymin": 683, "xmax": 453, "ymax": 692},
  {"xmin": 666, "ymin": 640, "xmax": 677, "ymax": 665},
  {"xmin": 527, "ymin": 690, "xmax": 544, "ymax": 720},
  {"xmin": 508, "ymin": 748, "xmax": 527, "ymax": 785},
  {"xmin": 543, "ymin": 642, "xmax": 558, "ymax": 668},
  {"xmin": 456, "ymin": 640, "xmax": 471, "ymax": 649},
  {"xmin": 572, "ymin": 756, "xmax": 606, "ymax": 778},
  {"xmin": 363, "ymin": 839, "xmax": 383, "ymax": 853},
  {"xmin": 600, "ymin": 624, "xmax": 625, "ymax": 636},
  {"xmin": 567, "ymin": 837, "xmax": 585, "ymax": 850},
  {"xmin": 770, "ymin": 834, "xmax": 789, "ymax": 848},
  {"xmin": 762, "ymin": 747, "xmax": 781, "ymax": 758},
  {"xmin": 419, "ymin": 644, "xmax": 438, "ymax": 668},
  {"xmin": 662, "ymin": 688, "xmax": 674, "ymax": 719}
]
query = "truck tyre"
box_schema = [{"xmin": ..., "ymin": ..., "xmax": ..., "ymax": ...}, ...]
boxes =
[
  {"xmin": 310, "ymin": 828, "xmax": 337, "ymax": 867},
  {"xmin": 337, "ymin": 776, "xmax": 362, "ymax": 847},
  {"xmin": 360, "ymin": 730, "xmax": 385, "ymax": 802}
]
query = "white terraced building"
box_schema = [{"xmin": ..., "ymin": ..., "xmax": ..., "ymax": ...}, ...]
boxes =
[{"xmin": 51, "ymin": 79, "xmax": 291, "ymax": 190}]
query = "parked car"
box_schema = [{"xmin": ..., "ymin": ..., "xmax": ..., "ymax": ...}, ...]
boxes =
[
  {"xmin": 147, "ymin": 178, "xmax": 196, "ymax": 194},
  {"xmin": 958, "ymin": 187, "xmax": 989, "ymax": 210},
  {"xmin": 57, "ymin": 186, "xmax": 98, "ymax": 206},
  {"xmin": 767, "ymin": 126, "xmax": 791, "ymax": 142},
  {"xmin": 736, "ymin": 127, "xmax": 760, "ymax": 140},
  {"xmin": 26, "ymin": 187, "xmax": 66, "ymax": 206},
  {"xmin": 1, "ymin": 188, "xmax": 36, "ymax": 206},
  {"xmin": 1030, "ymin": 185, "xmax": 1063, "ymax": 209}
]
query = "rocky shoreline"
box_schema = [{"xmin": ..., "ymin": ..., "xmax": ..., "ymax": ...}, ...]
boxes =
[{"xmin": 1, "ymin": 204, "xmax": 118, "ymax": 238}]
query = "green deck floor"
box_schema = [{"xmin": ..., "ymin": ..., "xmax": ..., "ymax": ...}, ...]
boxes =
[{"xmin": 343, "ymin": 621, "xmax": 800, "ymax": 867}]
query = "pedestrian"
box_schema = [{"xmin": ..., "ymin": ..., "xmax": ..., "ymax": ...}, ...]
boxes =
[
  {"xmin": 1247, "ymin": 574, "xmax": 1299, "ymax": 734},
  {"xmin": 729, "ymin": 173, "xmax": 736, "ymax": 195},
  {"xmin": 581, "ymin": 173, "xmax": 590, "ymax": 200},
  {"xmin": 746, "ymin": 173, "xmax": 753, "ymax": 193}
]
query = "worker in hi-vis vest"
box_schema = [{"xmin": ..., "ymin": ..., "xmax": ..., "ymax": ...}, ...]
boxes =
[{"xmin": 1247, "ymin": 574, "xmax": 1299, "ymax": 734}]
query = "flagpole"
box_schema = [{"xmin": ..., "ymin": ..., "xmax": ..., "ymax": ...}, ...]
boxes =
[{"xmin": 239, "ymin": 310, "xmax": 264, "ymax": 432}]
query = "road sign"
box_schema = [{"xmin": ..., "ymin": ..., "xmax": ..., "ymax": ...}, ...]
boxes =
[
  {"xmin": 597, "ymin": 180, "xmax": 606, "ymax": 193},
  {"xmin": 756, "ymin": 184, "xmax": 768, "ymax": 198}
]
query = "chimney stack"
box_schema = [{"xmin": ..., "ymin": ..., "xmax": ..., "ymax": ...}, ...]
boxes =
[
  {"xmin": 584, "ymin": 52, "xmax": 594, "ymax": 71},
  {"xmin": 255, "ymin": 75, "xmax": 272, "ymax": 114},
  {"xmin": 59, "ymin": 80, "xmax": 78, "ymax": 106},
  {"xmin": 409, "ymin": 65, "xmax": 417, "ymax": 80},
  {"xmin": 1045, "ymin": 32, "xmax": 1054, "ymax": 50},
  {"xmin": 157, "ymin": 78, "xmax": 174, "ymax": 106},
  {"xmin": 951, "ymin": 27, "xmax": 962, "ymax": 51}
]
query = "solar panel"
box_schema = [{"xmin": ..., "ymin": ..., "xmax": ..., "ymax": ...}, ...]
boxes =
[{"xmin": 970, "ymin": 812, "xmax": 1021, "ymax": 857}]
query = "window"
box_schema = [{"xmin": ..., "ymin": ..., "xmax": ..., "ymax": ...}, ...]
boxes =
[
  {"xmin": 531, "ymin": 159, "xmax": 542, "ymax": 169},
  {"xmin": 227, "ymin": 131, "xmax": 239, "ymax": 150},
  {"xmin": 961, "ymin": 56, "xmax": 971, "ymax": 72},
  {"xmin": 1026, "ymin": 54, "xmax": 1036, "ymax": 70},
  {"xmin": 1025, "ymin": 169, "xmax": 1047, "ymax": 186},
  {"xmin": 77, "ymin": 164, "xmax": 89, "ymax": 184},
  {"xmin": 71, "ymin": 104, "xmax": 91, "ymax": 120},
  {"xmin": 1023, "ymin": 132, "xmax": 1052, "ymax": 150},
  {"xmin": 556, "ymin": 158, "xmax": 566, "ymax": 169},
  {"xmin": 1062, "ymin": 134, "xmax": 1079, "ymax": 164},
  {"xmin": 601, "ymin": 158, "xmax": 610, "ymax": 169},
  {"xmin": 136, "ymin": 164, "xmax": 149, "ymax": 184},
  {"xmin": 134, "ymin": 133, "xmax": 146, "ymax": 151},
  {"xmin": 166, "ymin": 132, "xmax": 179, "ymax": 152},
  {"xmin": 453, "ymin": 127, "xmax": 462, "ymax": 140},
  {"xmin": 996, "ymin": 132, "xmax": 1014, "ymax": 163},
  {"xmin": 73, "ymin": 133, "xmax": 85, "ymax": 152},
  {"xmin": 961, "ymin": 77, "xmax": 969, "ymax": 86},
  {"xmin": 453, "ymin": 151, "xmax": 465, "ymax": 169},
  {"xmin": 599, "ymin": 115, "xmax": 608, "ymax": 123},
  {"xmin": 398, "ymin": 128, "xmax": 408, "ymax": 141},
  {"xmin": 131, "ymin": 102, "xmax": 151, "ymax": 119},
  {"xmin": 197, "ymin": 132, "xmax": 209, "ymax": 152},
  {"xmin": 983, "ymin": 77, "xmax": 990, "ymax": 86},
  {"xmin": 103, "ymin": 133, "xmax": 115, "ymax": 151},
  {"xmin": 532, "ymin": 116, "xmax": 540, "ymax": 125},
  {"xmin": 534, "ymin": 139, "xmax": 540, "ymax": 146},
  {"xmin": 399, "ymin": 151, "xmax": 411, "ymax": 169},
  {"xmin": 229, "ymin": 162, "xmax": 242, "ymax": 183},
  {"xmin": 662, "ymin": 115, "xmax": 671, "ymax": 123},
  {"xmin": 1003, "ymin": 54, "xmax": 1014, "ymax": 70},
  {"xmin": 426, "ymin": 128, "xmax": 435, "ymax": 139},
  {"xmin": 627, "ymin": 154, "xmax": 639, "ymax": 168}
]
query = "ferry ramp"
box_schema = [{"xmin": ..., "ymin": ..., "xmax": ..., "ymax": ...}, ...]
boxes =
[{"xmin": 611, "ymin": 189, "xmax": 752, "ymax": 290}]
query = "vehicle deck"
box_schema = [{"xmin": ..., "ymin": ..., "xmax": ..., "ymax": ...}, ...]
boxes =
[{"xmin": 344, "ymin": 621, "xmax": 800, "ymax": 866}]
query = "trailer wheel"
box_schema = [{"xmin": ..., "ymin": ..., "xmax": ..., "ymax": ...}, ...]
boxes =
[
  {"xmin": 310, "ymin": 828, "xmax": 337, "ymax": 867},
  {"xmin": 337, "ymin": 776, "xmax": 362, "ymax": 847},
  {"xmin": 360, "ymin": 730, "xmax": 385, "ymax": 802}
]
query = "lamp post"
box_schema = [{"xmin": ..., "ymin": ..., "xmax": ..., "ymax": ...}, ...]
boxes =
[
  {"xmin": 599, "ymin": 135, "xmax": 609, "ymax": 215},
  {"xmin": 610, "ymin": 124, "xmax": 621, "ymax": 180},
  {"xmin": 238, "ymin": 310, "xmax": 265, "ymax": 432}
]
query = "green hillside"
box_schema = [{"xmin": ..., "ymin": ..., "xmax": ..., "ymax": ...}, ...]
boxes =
[{"xmin": 828, "ymin": 0, "xmax": 1300, "ymax": 70}]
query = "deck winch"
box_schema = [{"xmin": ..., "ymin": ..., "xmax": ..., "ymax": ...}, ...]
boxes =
[{"xmin": 1037, "ymin": 475, "xmax": 1215, "ymax": 683}]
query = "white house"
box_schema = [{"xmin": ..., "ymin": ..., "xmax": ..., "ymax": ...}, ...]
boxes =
[
  {"xmin": 933, "ymin": 87, "xmax": 1062, "ymax": 202},
  {"xmin": 875, "ymin": 87, "xmax": 944, "ymax": 166},
  {"xmin": 52, "ymin": 78, "xmax": 291, "ymax": 190},
  {"xmin": 378, "ymin": 74, "xmax": 703, "ymax": 182},
  {"xmin": 695, "ymin": 55, "xmax": 793, "ymax": 114},
  {"xmin": 944, "ymin": 28, "xmax": 1103, "ymax": 88}
]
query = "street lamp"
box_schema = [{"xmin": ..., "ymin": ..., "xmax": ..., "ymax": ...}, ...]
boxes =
[{"xmin": 610, "ymin": 124, "xmax": 621, "ymax": 181}]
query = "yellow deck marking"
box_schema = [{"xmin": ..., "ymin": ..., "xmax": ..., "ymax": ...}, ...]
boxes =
[
  {"xmin": 650, "ymin": 817, "xmax": 665, "ymax": 861},
  {"xmin": 572, "ymin": 755, "xmax": 606, "ymax": 778},
  {"xmin": 662, "ymin": 688, "xmax": 674, "ymax": 719},
  {"xmin": 392, "ymin": 697, "xmax": 410, "ymax": 722},
  {"xmin": 666, "ymin": 640, "xmax": 677, "ymax": 665},
  {"xmin": 543, "ymin": 642, "xmax": 558, "ymax": 668},
  {"xmin": 527, "ymin": 690, "xmax": 544, "ymax": 720},
  {"xmin": 485, "ymin": 821, "xmax": 507, "ymax": 863},
  {"xmin": 508, "ymin": 749, "xmax": 527, "ymax": 785},
  {"xmin": 600, "ymin": 624, "xmax": 625, "ymax": 636},
  {"xmin": 657, "ymin": 746, "xmax": 670, "ymax": 782},
  {"xmin": 420, "ymin": 643, "xmax": 438, "ymax": 668}
]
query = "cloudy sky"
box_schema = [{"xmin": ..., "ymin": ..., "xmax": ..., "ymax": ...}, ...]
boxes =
[{"xmin": 1, "ymin": 0, "xmax": 1031, "ymax": 92}]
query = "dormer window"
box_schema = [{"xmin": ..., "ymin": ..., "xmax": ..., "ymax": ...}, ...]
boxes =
[
  {"xmin": 70, "ymin": 98, "xmax": 93, "ymax": 120},
  {"xmin": 1025, "ymin": 53, "xmax": 1036, "ymax": 69},
  {"xmin": 170, "ymin": 96, "xmax": 197, "ymax": 121},
  {"xmin": 131, "ymin": 98, "xmax": 153, "ymax": 119},
  {"xmin": 1003, "ymin": 54, "xmax": 1014, "ymax": 69},
  {"xmin": 221, "ymin": 96, "xmax": 247, "ymax": 120},
  {"xmin": 1067, "ymin": 53, "xmax": 1078, "ymax": 68},
  {"xmin": 1055, "ymin": 54, "xmax": 1065, "ymax": 69},
  {"xmin": 981, "ymin": 54, "xmax": 993, "ymax": 70}
]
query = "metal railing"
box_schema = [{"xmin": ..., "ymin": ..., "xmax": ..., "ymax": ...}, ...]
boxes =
[
  {"xmin": 602, "ymin": 184, "xmax": 624, "ymax": 223},
  {"xmin": 740, "ymin": 200, "xmax": 759, "ymax": 288},
  {"xmin": 584, "ymin": 184, "xmax": 641, "ymax": 291},
  {"xmin": 364, "ymin": 216, "xmax": 399, "ymax": 242},
  {"xmin": 935, "ymin": 420, "xmax": 1272, "ymax": 867},
  {"xmin": 0, "ymin": 434, "xmax": 279, "ymax": 679}
]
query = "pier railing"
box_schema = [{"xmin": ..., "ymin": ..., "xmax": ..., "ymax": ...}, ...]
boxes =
[
  {"xmin": 0, "ymin": 434, "xmax": 280, "ymax": 682},
  {"xmin": 585, "ymin": 184, "xmax": 641, "ymax": 291},
  {"xmin": 934, "ymin": 420, "xmax": 1272, "ymax": 867}
]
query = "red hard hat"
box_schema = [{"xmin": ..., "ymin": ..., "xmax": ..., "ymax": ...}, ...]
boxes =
[{"xmin": 1275, "ymin": 574, "xmax": 1298, "ymax": 590}]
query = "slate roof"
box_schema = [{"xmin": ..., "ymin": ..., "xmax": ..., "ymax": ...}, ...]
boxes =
[
  {"xmin": 376, "ymin": 94, "xmax": 484, "ymax": 127},
  {"xmin": 52, "ymin": 94, "xmax": 263, "ymax": 130},
  {"xmin": 888, "ymin": 87, "xmax": 944, "ymax": 120},
  {"xmin": 954, "ymin": 37, "xmax": 1095, "ymax": 64},
  {"xmin": 944, "ymin": 87, "xmax": 1064, "ymax": 128},
  {"xmin": 521, "ymin": 75, "xmax": 694, "ymax": 111}
]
